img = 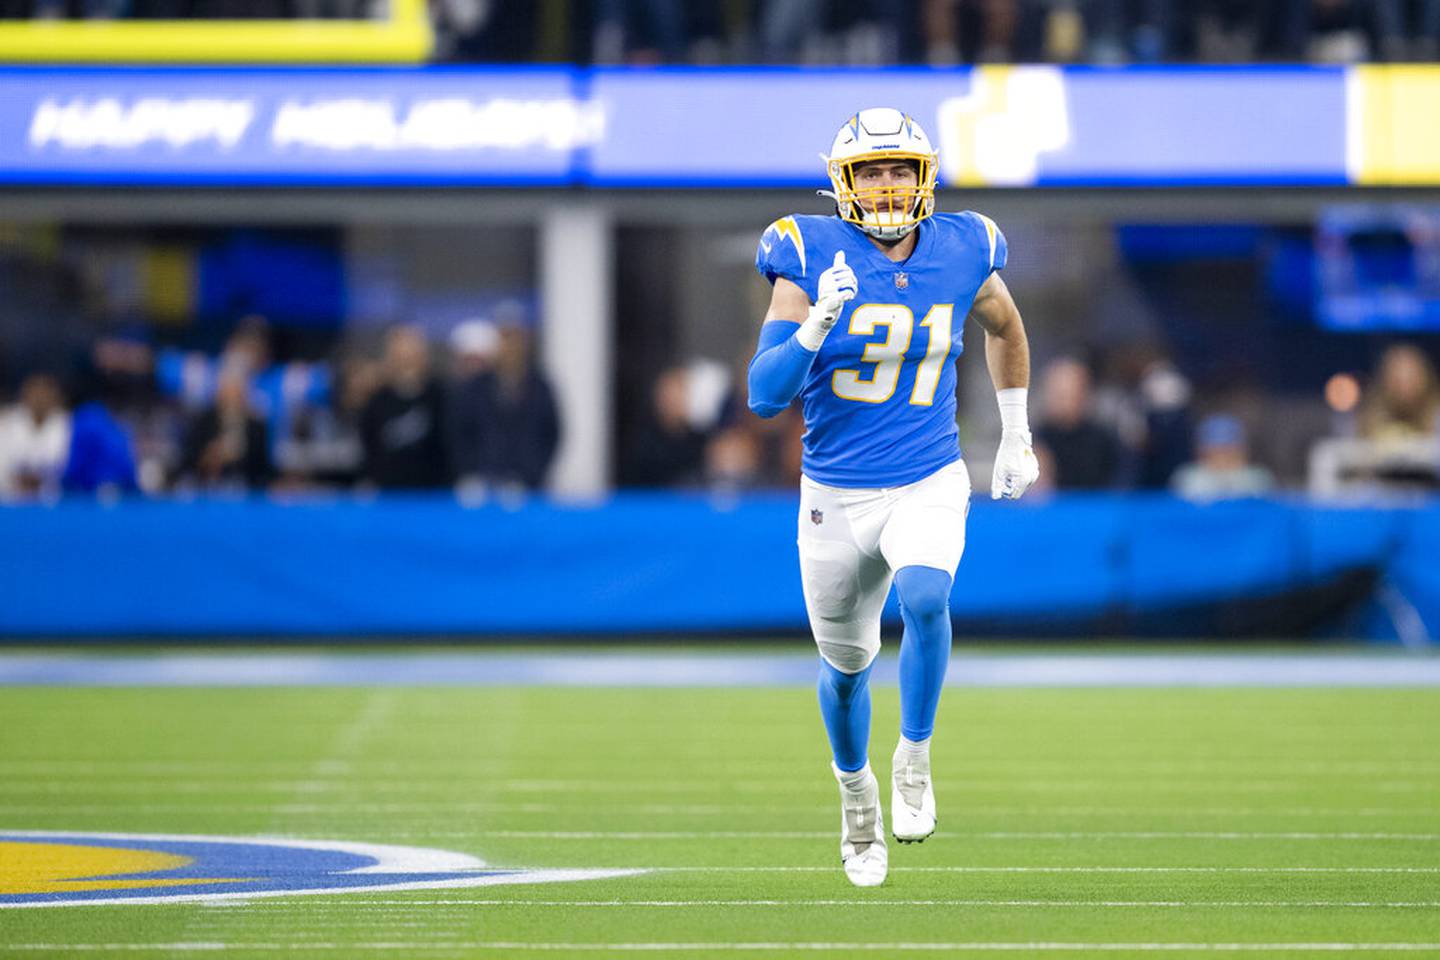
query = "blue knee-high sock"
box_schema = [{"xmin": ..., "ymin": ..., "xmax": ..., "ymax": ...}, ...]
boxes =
[
  {"xmin": 817, "ymin": 659, "xmax": 872, "ymax": 773},
  {"xmin": 895, "ymin": 565, "xmax": 954, "ymax": 743}
]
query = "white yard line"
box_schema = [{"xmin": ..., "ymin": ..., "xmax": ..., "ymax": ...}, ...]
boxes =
[
  {"xmin": 3, "ymin": 757, "xmax": 1436, "ymax": 776},
  {"xmin": 408, "ymin": 829, "xmax": 1440, "ymax": 841},
  {"xmin": 3, "ymin": 804, "xmax": 1435, "ymax": 819},
  {"xmin": 9, "ymin": 941, "xmax": 1440, "ymax": 952},
  {"xmin": 199, "ymin": 865, "xmax": 1440, "ymax": 877},
  {"xmin": 0, "ymin": 758, "xmax": 1431, "ymax": 775},
  {"xmin": 284, "ymin": 778, "xmax": 1433, "ymax": 794},
  {"xmin": 2, "ymin": 779, "xmax": 1438, "ymax": 801},
  {"xmin": 2, "ymin": 795, "xmax": 1435, "ymax": 815},
  {"xmin": 201, "ymin": 898, "xmax": 1440, "ymax": 908}
]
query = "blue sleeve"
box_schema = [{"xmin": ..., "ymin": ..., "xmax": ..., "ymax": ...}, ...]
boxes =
[{"xmin": 747, "ymin": 320, "xmax": 816, "ymax": 419}]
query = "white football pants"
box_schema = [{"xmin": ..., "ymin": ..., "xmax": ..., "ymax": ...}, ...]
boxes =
[{"xmin": 797, "ymin": 459, "xmax": 972, "ymax": 673}]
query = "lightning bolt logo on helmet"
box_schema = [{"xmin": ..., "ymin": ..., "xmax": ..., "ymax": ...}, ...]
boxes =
[{"xmin": 819, "ymin": 107, "xmax": 939, "ymax": 242}]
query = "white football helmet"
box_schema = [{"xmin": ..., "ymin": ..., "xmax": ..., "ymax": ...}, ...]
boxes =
[{"xmin": 822, "ymin": 108, "xmax": 938, "ymax": 242}]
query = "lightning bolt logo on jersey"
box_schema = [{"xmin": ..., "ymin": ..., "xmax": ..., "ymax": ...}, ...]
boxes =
[{"xmin": 756, "ymin": 211, "xmax": 1007, "ymax": 488}]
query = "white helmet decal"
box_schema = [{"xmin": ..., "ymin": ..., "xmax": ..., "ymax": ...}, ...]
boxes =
[{"xmin": 821, "ymin": 108, "xmax": 939, "ymax": 242}]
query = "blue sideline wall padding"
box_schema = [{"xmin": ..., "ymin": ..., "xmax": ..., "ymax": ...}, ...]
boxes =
[{"xmin": 0, "ymin": 494, "xmax": 1432, "ymax": 638}]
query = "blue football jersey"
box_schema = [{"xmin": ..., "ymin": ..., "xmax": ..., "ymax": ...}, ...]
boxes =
[{"xmin": 754, "ymin": 211, "xmax": 1007, "ymax": 488}]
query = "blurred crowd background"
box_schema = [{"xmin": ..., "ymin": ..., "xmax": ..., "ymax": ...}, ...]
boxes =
[
  {"xmin": 4, "ymin": 0, "xmax": 1440, "ymax": 65},
  {"xmin": 2, "ymin": 213, "xmax": 1438, "ymax": 504},
  {"xmin": 2, "ymin": 1, "xmax": 1439, "ymax": 506}
]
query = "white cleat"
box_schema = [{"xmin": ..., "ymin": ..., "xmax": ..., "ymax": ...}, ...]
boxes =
[
  {"xmin": 833, "ymin": 762, "xmax": 888, "ymax": 887},
  {"xmin": 891, "ymin": 742, "xmax": 937, "ymax": 843}
]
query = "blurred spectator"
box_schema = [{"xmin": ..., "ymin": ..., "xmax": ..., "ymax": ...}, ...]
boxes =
[
  {"xmin": 447, "ymin": 319, "xmax": 498, "ymax": 494},
  {"xmin": 431, "ymin": 0, "xmax": 541, "ymax": 62},
  {"xmin": 1134, "ymin": 352, "xmax": 1194, "ymax": 488},
  {"xmin": 1094, "ymin": 345, "xmax": 1194, "ymax": 489},
  {"xmin": 154, "ymin": 319, "xmax": 261, "ymax": 416},
  {"xmin": 89, "ymin": 331, "xmax": 157, "ymax": 412},
  {"xmin": 0, "ymin": 373, "xmax": 71, "ymax": 501},
  {"xmin": 179, "ymin": 371, "xmax": 272, "ymax": 492},
  {"xmin": 61, "ymin": 354, "xmax": 140, "ymax": 497},
  {"xmin": 760, "ymin": 0, "xmax": 823, "ymax": 62},
  {"xmin": 1042, "ymin": 2, "xmax": 1088, "ymax": 60},
  {"xmin": 157, "ymin": 316, "xmax": 291, "ymax": 416},
  {"xmin": 594, "ymin": 0, "xmax": 688, "ymax": 64},
  {"xmin": 269, "ymin": 351, "xmax": 374, "ymax": 491},
  {"xmin": 1088, "ymin": 0, "xmax": 1175, "ymax": 63},
  {"xmin": 219, "ymin": 315, "xmax": 271, "ymax": 378},
  {"xmin": 626, "ymin": 359, "xmax": 732, "ymax": 487},
  {"xmin": 1283, "ymin": 0, "xmax": 1404, "ymax": 62},
  {"xmin": 923, "ymin": 0, "xmax": 1027, "ymax": 65},
  {"xmin": 62, "ymin": 400, "xmax": 137, "ymax": 495},
  {"xmin": 1421, "ymin": 0, "xmax": 1440, "ymax": 60},
  {"xmin": 447, "ymin": 315, "xmax": 559, "ymax": 496},
  {"xmin": 1034, "ymin": 356, "xmax": 1122, "ymax": 490},
  {"xmin": 270, "ymin": 383, "xmax": 359, "ymax": 489},
  {"xmin": 1191, "ymin": 0, "xmax": 1273, "ymax": 61},
  {"xmin": 746, "ymin": 400, "xmax": 806, "ymax": 488},
  {"xmin": 84, "ymin": 330, "xmax": 179, "ymax": 493},
  {"xmin": 360, "ymin": 325, "xmax": 449, "ymax": 490},
  {"xmin": 31, "ymin": 0, "xmax": 127, "ymax": 18},
  {"xmin": 1029, "ymin": 440, "xmax": 1058, "ymax": 497},
  {"xmin": 1360, "ymin": 343, "xmax": 1440, "ymax": 444},
  {"xmin": 482, "ymin": 322, "xmax": 559, "ymax": 492},
  {"xmin": 705, "ymin": 425, "xmax": 763, "ymax": 493},
  {"xmin": 1171, "ymin": 414, "xmax": 1275, "ymax": 501},
  {"xmin": 5, "ymin": 0, "xmax": 1437, "ymax": 65},
  {"xmin": 1306, "ymin": 342, "xmax": 1440, "ymax": 493},
  {"xmin": 156, "ymin": 316, "xmax": 332, "ymax": 484}
]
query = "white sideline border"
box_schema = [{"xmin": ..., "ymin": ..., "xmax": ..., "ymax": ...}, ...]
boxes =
[
  {"xmin": 202, "ymin": 897, "xmax": 1440, "ymax": 908},
  {"xmin": 8, "ymin": 941, "xmax": 1440, "ymax": 952},
  {"xmin": 1, "ymin": 651, "xmax": 1439, "ymax": 687}
]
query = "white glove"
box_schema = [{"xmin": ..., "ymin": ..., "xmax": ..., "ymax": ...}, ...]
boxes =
[
  {"xmin": 991, "ymin": 428, "xmax": 1040, "ymax": 500},
  {"xmin": 796, "ymin": 251, "xmax": 857, "ymax": 351}
]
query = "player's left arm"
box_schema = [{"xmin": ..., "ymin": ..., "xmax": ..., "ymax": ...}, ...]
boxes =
[{"xmin": 969, "ymin": 273, "xmax": 1040, "ymax": 500}]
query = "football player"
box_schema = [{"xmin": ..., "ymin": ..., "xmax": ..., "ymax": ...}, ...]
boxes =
[{"xmin": 748, "ymin": 108, "xmax": 1039, "ymax": 887}]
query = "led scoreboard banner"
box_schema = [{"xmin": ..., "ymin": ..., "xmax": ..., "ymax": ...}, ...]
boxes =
[
  {"xmin": 1, "ymin": 65, "xmax": 1437, "ymax": 188},
  {"xmin": 8, "ymin": 67, "xmax": 589, "ymax": 186}
]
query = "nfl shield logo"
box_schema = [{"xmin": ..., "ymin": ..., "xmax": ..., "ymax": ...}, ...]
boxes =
[
  {"xmin": 894, "ymin": 272, "xmax": 909, "ymax": 290},
  {"xmin": 810, "ymin": 509, "xmax": 824, "ymax": 525}
]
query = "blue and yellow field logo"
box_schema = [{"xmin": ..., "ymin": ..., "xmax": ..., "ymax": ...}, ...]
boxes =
[{"xmin": 0, "ymin": 831, "xmax": 641, "ymax": 908}]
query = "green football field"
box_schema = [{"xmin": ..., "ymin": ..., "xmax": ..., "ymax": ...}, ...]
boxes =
[{"xmin": 2, "ymin": 660, "xmax": 1439, "ymax": 958}]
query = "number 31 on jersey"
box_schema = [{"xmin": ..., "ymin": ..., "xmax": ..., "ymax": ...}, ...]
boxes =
[{"xmin": 831, "ymin": 303, "xmax": 954, "ymax": 406}]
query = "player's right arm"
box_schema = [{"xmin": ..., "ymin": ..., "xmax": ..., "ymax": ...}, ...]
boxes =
[{"xmin": 747, "ymin": 254, "xmax": 856, "ymax": 418}]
